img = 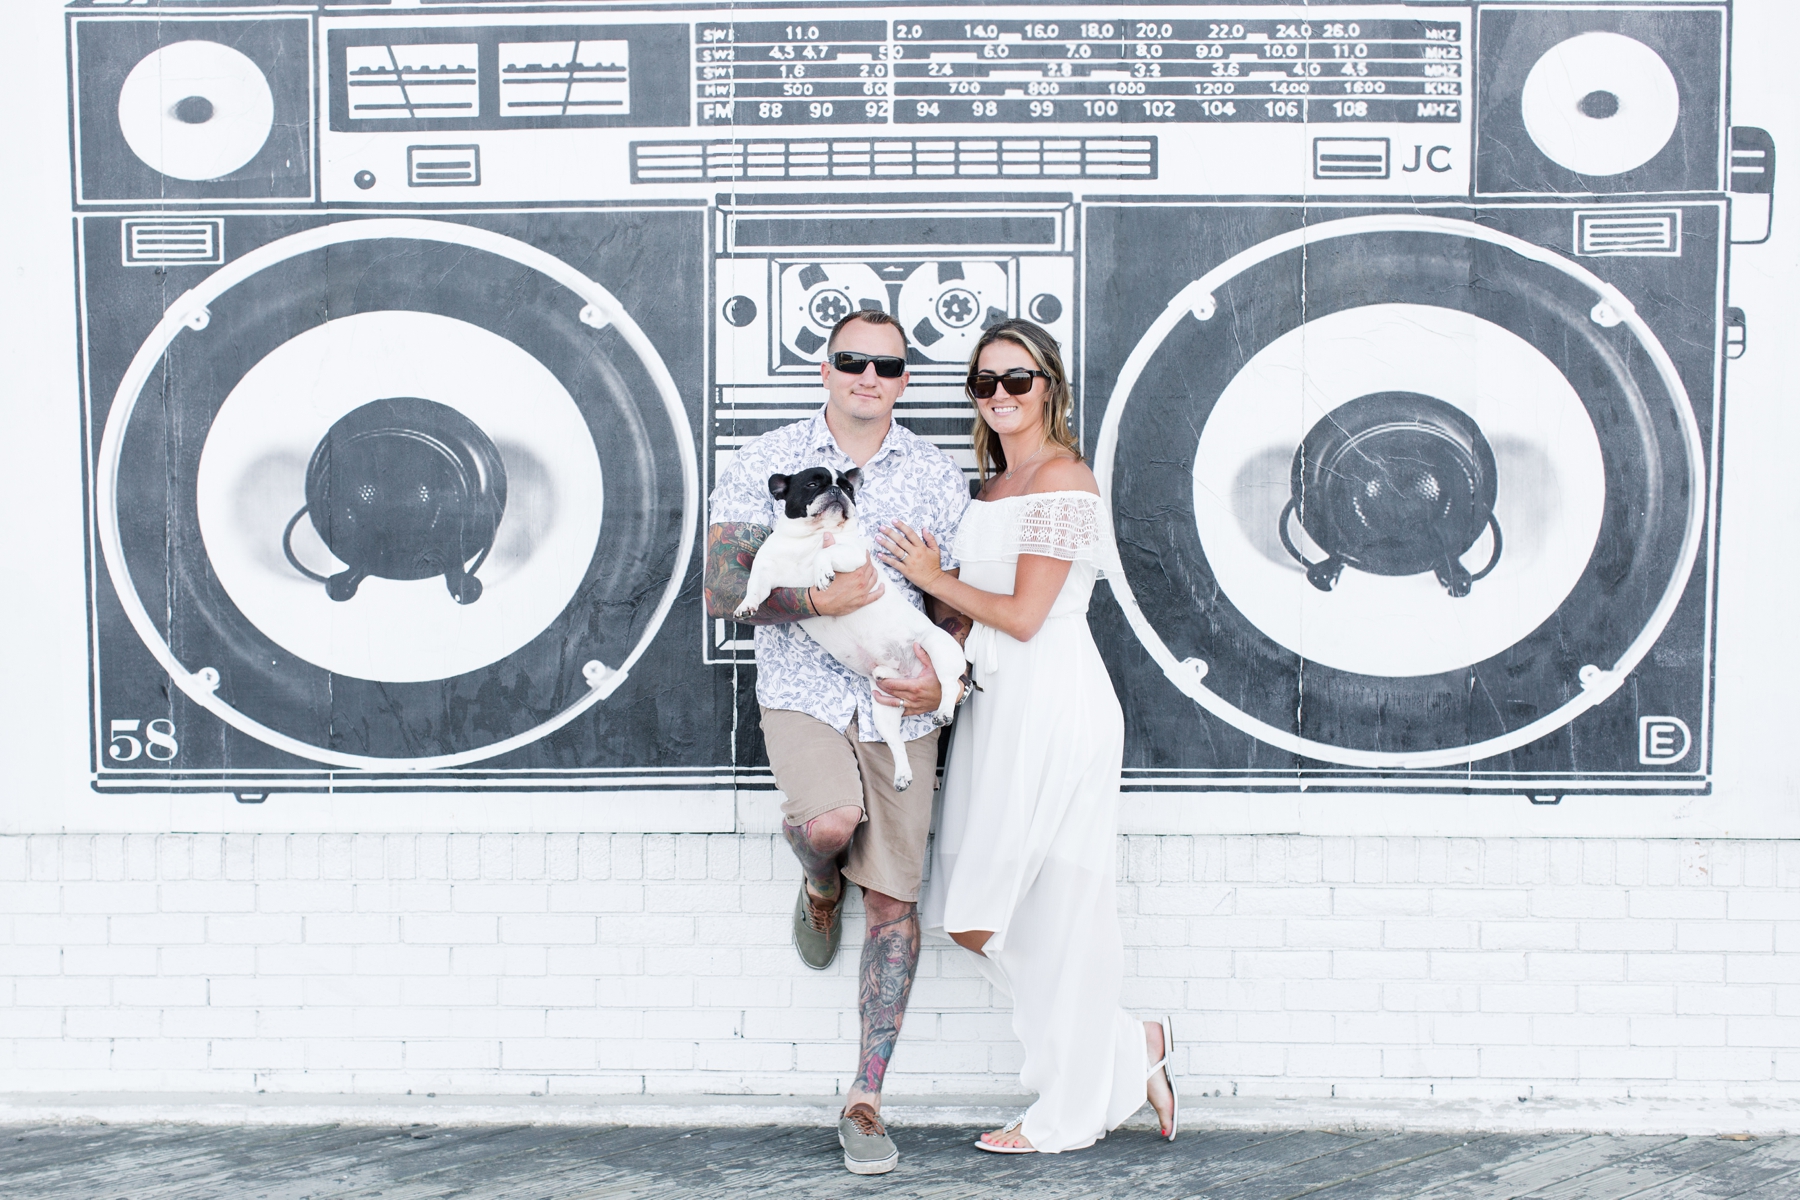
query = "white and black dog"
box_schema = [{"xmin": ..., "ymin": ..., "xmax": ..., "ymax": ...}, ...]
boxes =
[{"xmin": 737, "ymin": 467, "xmax": 967, "ymax": 791}]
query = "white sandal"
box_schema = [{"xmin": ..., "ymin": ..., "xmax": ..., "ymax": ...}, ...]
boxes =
[
  {"xmin": 973, "ymin": 1117, "xmax": 1036, "ymax": 1154},
  {"xmin": 1148, "ymin": 1014, "xmax": 1180, "ymax": 1142}
]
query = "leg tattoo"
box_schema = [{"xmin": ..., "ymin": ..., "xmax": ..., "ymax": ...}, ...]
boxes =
[
  {"xmin": 852, "ymin": 905, "xmax": 921, "ymax": 1097},
  {"xmin": 783, "ymin": 815, "xmax": 849, "ymax": 902}
]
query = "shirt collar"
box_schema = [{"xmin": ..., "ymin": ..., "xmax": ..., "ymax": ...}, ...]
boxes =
[{"xmin": 807, "ymin": 406, "xmax": 911, "ymax": 468}]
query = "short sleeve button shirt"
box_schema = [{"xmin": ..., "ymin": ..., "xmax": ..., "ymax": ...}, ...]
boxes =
[{"xmin": 709, "ymin": 408, "xmax": 970, "ymax": 743}]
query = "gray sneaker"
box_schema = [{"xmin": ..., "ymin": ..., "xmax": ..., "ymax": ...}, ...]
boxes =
[
  {"xmin": 838, "ymin": 1103, "xmax": 899, "ymax": 1175},
  {"xmin": 792, "ymin": 880, "xmax": 842, "ymax": 971}
]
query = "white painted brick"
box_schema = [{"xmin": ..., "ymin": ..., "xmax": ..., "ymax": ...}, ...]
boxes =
[
  {"xmin": 1547, "ymin": 840, "xmax": 1582, "ymax": 885},
  {"xmin": 1676, "ymin": 1048, "xmax": 1774, "ymax": 1081},
  {"xmin": 1627, "ymin": 951, "xmax": 1723, "ymax": 983},
  {"xmin": 154, "ymin": 945, "xmax": 253, "ymax": 976},
  {"xmin": 1431, "ymin": 889, "xmax": 1529, "ymax": 919},
  {"xmin": 257, "ymin": 945, "xmax": 354, "ymax": 976},
  {"xmin": 258, "ymin": 882, "xmax": 356, "ymax": 913},
  {"xmin": 1287, "ymin": 919, "xmax": 1383, "ymax": 948},
  {"xmin": 1535, "ymin": 1015, "xmax": 1630, "ymax": 1046},
  {"xmin": 1678, "ymin": 984, "xmax": 1775, "ymax": 1016},
  {"xmin": 163, "ymin": 881, "xmax": 257, "ymax": 913},
  {"xmin": 7, "ymin": 832, "xmax": 1800, "ymax": 1104},
  {"xmin": 1431, "ymin": 952, "xmax": 1528, "ymax": 981},
  {"xmin": 1241, "ymin": 887, "xmax": 1332, "ymax": 917},
  {"xmin": 1385, "ymin": 919, "xmax": 1479, "ymax": 950},
  {"xmin": 1580, "ymin": 1048, "xmax": 1674, "ymax": 1078},
  {"xmin": 64, "ymin": 945, "xmax": 156, "ymax": 975},
  {"xmin": 60, "ymin": 882, "xmax": 157, "ymax": 914},
  {"xmin": 1447, "ymin": 839, "xmax": 1482, "ymax": 884},
  {"xmin": 1335, "ymin": 950, "xmax": 1430, "ymax": 979},
  {"xmin": 1383, "ymin": 982, "xmax": 1479, "ymax": 1012},
  {"xmin": 1477, "ymin": 1045, "xmax": 1581, "ymax": 1077},
  {"xmin": 1577, "ymin": 985, "xmax": 1674, "ymax": 1014},
  {"xmin": 1187, "ymin": 917, "xmax": 1283, "ymax": 948},
  {"xmin": 352, "ymin": 945, "xmax": 450, "ymax": 975},
  {"xmin": 1678, "ymin": 921, "xmax": 1773, "ymax": 953},
  {"xmin": 1353, "ymin": 837, "xmax": 1385, "ymax": 884},
  {"xmin": 1531, "ymin": 888, "xmax": 1627, "ymax": 919},
  {"xmin": 110, "ymin": 914, "xmax": 207, "ymax": 944},
  {"xmin": 449, "ymin": 834, "xmax": 481, "ymax": 880},
  {"xmin": 1334, "ymin": 889, "xmax": 1430, "ymax": 917},
  {"xmin": 13, "ymin": 914, "xmax": 104, "ymax": 944},
  {"xmin": 23, "ymin": 837, "xmax": 56, "ymax": 882},
  {"xmin": 1482, "ymin": 921, "xmax": 1580, "ymax": 951},
  {"xmin": 480, "ymin": 835, "xmax": 514, "ymax": 880}
]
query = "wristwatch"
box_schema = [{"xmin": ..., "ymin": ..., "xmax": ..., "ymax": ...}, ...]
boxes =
[{"xmin": 954, "ymin": 670, "xmax": 981, "ymax": 707}]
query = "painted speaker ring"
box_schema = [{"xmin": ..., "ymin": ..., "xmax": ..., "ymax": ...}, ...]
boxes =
[
  {"xmin": 1110, "ymin": 238, "xmax": 1689, "ymax": 761},
  {"xmin": 95, "ymin": 218, "xmax": 697, "ymax": 772},
  {"xmin": 1093, "ymin": 215, "xmax": 1706, "ymax": 771}
]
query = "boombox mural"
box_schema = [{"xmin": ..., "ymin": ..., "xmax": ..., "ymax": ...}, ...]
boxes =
[{"xmin": 67, "ymin": 0, "xmax": 1774, "ymax": 801}]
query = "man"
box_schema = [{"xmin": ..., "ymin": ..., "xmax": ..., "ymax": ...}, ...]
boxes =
[{"xmin": 705, "ymin": 309, "xmax": 972, "ymax": 1175}]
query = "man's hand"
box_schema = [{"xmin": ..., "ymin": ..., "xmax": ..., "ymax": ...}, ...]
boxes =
[
  {"xmin": 874, "ymin": 644, "xmax": 945, "ymax": 716},
  {"xmin": 809, "ymin": 553, "xmax": 885, "ymax": 617}
]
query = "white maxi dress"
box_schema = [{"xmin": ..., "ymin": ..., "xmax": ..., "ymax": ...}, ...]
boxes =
[{"xmin": 922, "ymin": 490, "xmax": 1145, "ymax": 1153}]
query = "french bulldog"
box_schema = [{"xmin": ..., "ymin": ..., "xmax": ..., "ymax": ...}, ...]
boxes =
[{"xmin": 737, "ymin": 466, "xmax": 967, "ymax": 790}]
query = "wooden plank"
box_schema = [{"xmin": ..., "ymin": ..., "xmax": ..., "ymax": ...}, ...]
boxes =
[
  {"xmin": 1624, "ymin": 1137, "xmax": 1800, "ymax": 1200},
  {"xmin": 95, "ymin": 1123, "xmax": 456, "ymax": 1200},
  {"xmin": 156, "ymin": 1124, "xmax": 580, "ymax": 1200},
  {"xmin": 1174, "ymin": 1131, "xmax": 1479, "ymax": 1200},
  {"xmin": 1, "ymin": 1125, "xmax": 305, "ymax": 1197},
  {"xmin": 1290, "ymin": 1134, "xmax": 1589, "ymax": 1200},
  {"xmin": 1524, "ymin": 1135, "xmax": 1760, "ymax": 1200},
  {"xmin": 1402, "ymin": 1135, "xmax": 1687, "ymax": 1200},
  {"xmin": 302, "ymin": 1126, "xmax": 701, "ymax": 1200}
]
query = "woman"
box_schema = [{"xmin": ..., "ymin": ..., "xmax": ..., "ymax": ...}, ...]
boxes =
[{"xmin": 876, "ymin": 319, "xmax": 1178, "ymax": 1154}]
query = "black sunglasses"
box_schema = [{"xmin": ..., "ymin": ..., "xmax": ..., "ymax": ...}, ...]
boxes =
[
  {"xmin": 966, "ymin": 368, "xmax": 1051, "ymax": 399},
  {"xmin": 830, "ymin": 351, "xmax": 907, "ymax": 378}
]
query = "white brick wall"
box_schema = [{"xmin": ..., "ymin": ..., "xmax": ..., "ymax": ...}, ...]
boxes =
[{"xmin": 4, "ymin": 833, "xmax": 1800, "ymax": 1105}]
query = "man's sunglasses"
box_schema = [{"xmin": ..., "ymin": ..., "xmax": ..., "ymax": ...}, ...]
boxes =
[
  {"xmin": 966, "ymin": 369, "xmax": 1051, "ymax": 399},
  {"xmin": 829, "ymin": 351, "xmax": 908, "ymax": 378}
]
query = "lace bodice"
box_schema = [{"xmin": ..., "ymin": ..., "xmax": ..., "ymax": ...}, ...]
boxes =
[
  {"xmin": 952, "ymin": 491, "xmax": 1121, "ymax": 576},
  {"xmin": 954, "ymin": 492, "xmax": 1121, "ymax": 673}
]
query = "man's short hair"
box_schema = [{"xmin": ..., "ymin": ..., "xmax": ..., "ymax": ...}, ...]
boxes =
[{"xmin": 826, "ymin": 308, "xmax": 910, "ymax": 356}]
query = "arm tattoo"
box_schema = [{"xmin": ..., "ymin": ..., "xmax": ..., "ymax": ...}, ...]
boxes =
[
  {"xmin": 852, "ymin": 907, "xmax": 921, "ymax": 1097},
  {"xmin": 703, "ymin": 522, "xmax": 818, "ymax": 625}
]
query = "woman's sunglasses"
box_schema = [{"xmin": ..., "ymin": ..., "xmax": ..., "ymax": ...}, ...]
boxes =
[
  {"xmin": 966, "ymin": 369, "xmax": 1051, "ymax": 399},
  {"xmin": 829, "ymin": 351, "xmax": 908, "ymax": 378}
]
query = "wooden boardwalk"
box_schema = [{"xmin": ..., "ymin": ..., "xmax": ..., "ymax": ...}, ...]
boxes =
[{"xmin": 5, "ymin": 1122, "xmax": 1799, "ymax": 1199}]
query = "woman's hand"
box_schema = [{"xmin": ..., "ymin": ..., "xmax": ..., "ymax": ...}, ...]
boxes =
[{"xmin": 876, "ymin": 521, "xmax": 946, "ymax": 592}]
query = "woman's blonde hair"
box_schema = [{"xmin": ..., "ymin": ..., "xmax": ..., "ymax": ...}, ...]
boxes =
[{"xmin": 966, "ymin": 319, "xmax": 1082, "ymax": 482}]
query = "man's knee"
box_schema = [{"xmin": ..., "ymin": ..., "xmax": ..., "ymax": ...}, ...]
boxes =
[{"xmin": 788, "ymin": 804, "xmax": 862, "ymax": 854}]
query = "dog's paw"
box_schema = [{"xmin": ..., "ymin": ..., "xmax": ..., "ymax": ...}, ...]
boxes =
[
  {"xmin": 930, "ymin": 710, "xmax": 955, "ymax": 728},
  {"xmin": 893, "ymin": 774, "xmax": 912, "ymax": 792}
]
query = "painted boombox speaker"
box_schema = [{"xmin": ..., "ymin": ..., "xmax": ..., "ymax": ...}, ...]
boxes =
[
  {"xmin": 1279, "ymin": 393, "xmax": 1502, "ymax": 599},
  {"xmin": 283, "ymin": 398, "xmax": 508, "ymax": 606}
]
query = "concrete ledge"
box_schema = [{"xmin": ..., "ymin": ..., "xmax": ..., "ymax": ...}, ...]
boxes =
[{"xmin": 2, "ymin": 1093, "xmax": 1797, "ymax": 1136}]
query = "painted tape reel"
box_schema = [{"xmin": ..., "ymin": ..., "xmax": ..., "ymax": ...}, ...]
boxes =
[
  {"xmin": 1521, "ymin": 32, "xmax": 1681, "ymax": 177},
  {"xmin": 1095, "ymin": 214, "xmax": 1706, "ymax": 771},
  {"xmin": 777, "ymin": 262, "xmax": 889, "ymax": 361},
  {"xmin": 97, "ymin": 219, "xmax": 697, "ymax": 771},
  {"xmin": 116, "ymin": 40, "xmax": 275, "ymax": 181}
]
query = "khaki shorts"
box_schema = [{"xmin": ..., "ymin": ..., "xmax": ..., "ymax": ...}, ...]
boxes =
[{"xmin": 760, "ymin": 706, "xmax": 941, "ymax": 903}]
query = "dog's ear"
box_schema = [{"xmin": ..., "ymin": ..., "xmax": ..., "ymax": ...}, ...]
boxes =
[
  {"xmin": 838, "ymin": 468, "xmax": 862, "ymax": 500},
  {"xmin": 768, "ymin": 473, "xmax": 791, "ymax": 500}
]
